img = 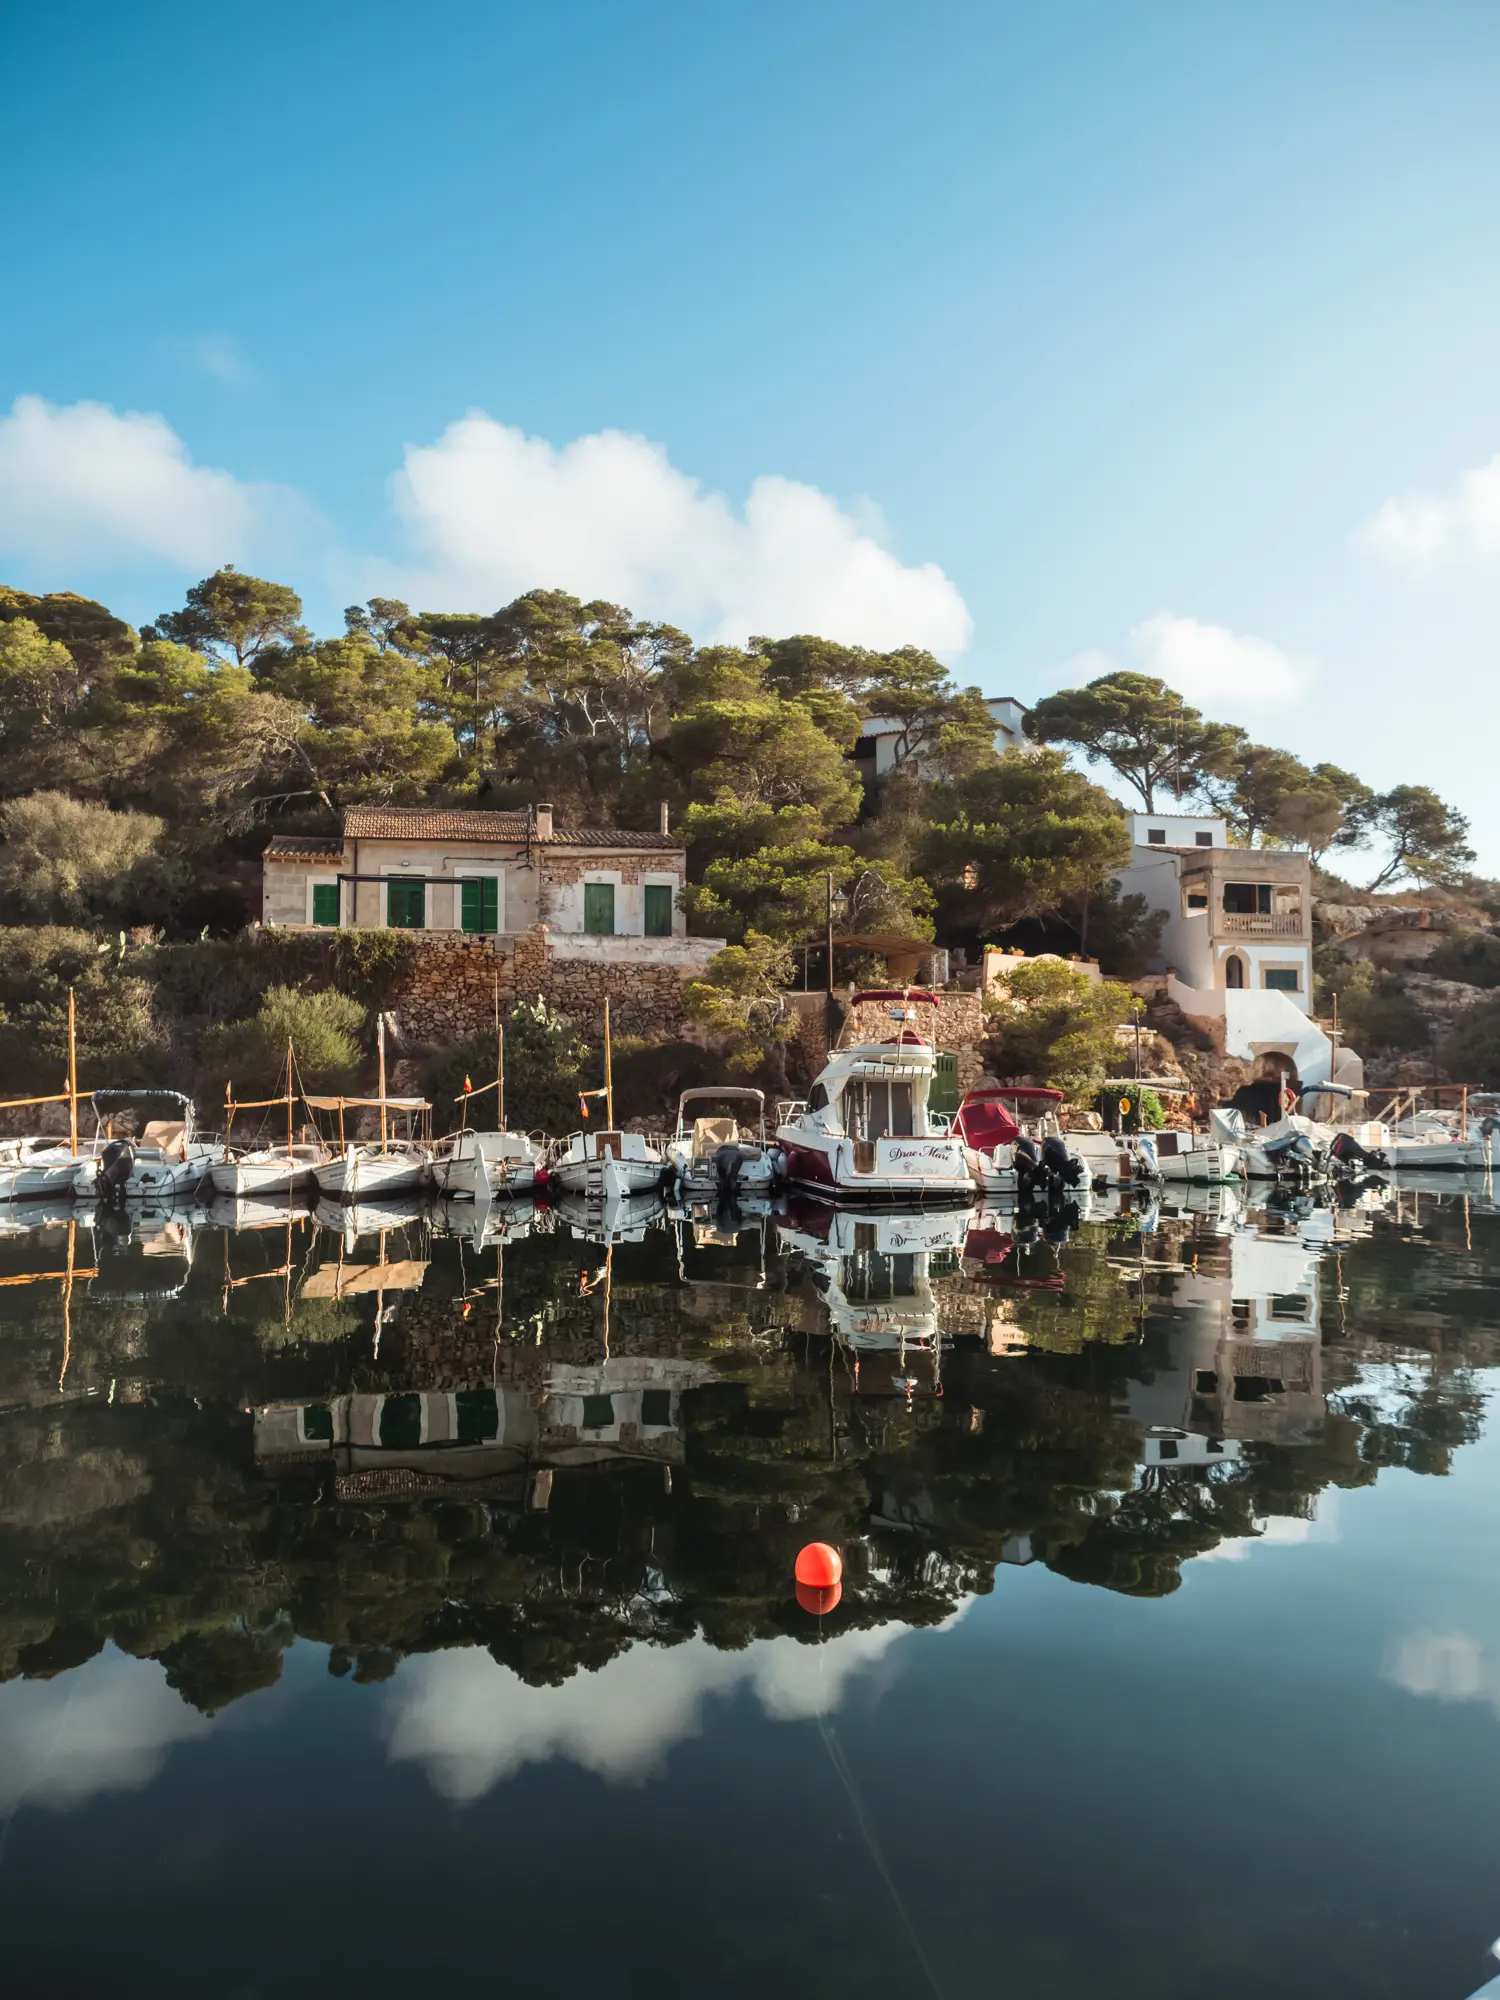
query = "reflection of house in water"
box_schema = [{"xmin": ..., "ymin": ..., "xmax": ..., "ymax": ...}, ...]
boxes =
[
  {"xmin": 254, "ymin": 1354, "xmax": 714, "ymax": 1503},
  {"xmin": 1124, "ymin": 1225, "xmax": 1324, "ymax": 1462}
]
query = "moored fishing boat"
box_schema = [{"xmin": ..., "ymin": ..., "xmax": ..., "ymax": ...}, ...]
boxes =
[
  {"xmin": 666, "ymin": 1086, "xmax": 779, "ymax": 1204},
  {"xmin": 776, "ymin": 990, "xmax": 974, "ymax": 1204},
  {"xmin": 210, "ymin": 1041, "xmax": 330, "ymax": 1197},
  {"xmin": 429, "ymin": 1014, "xmax": 545, "ymax": 1200},
  {"xmin": 548, "ymin": 998, "xmax": 669, "ymax": 1200},
  {"xmin": 309, "ymin": 1015, "xmax": 433, "ymax": 1201}
]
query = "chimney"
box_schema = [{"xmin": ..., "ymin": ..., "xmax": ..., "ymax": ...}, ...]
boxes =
[
  {"xmin": 535, "ymin": 802, "xmax": 554, "ymax": 840},
  {"xmin": 659, "ymin": 801, "xmax": 671, "ymax": 837}
]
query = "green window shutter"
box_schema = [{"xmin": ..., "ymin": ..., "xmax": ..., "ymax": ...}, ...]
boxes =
[
  {"xmin": 460, "ymin": 877, "xmax": 499, "ymax": 934},
  {"xmin": 378, "ymin": 1394, "xmax": 422, "ymax": 1449},
  {"xmin": 644, "ymin": 883, "xmax": 673, "ymax": 937},
  {"xmin": 455, "ymin": 1387, "xmax": 500, "ymax": 1442},
  {"xmin": 387, "ymin": 879, "xmax": 425, "ymax": 929},
  {"xmin": 311, "ymin": 883, "xmax": 339, "ymax": 927},
  {"xmin": 640, "ymin": 1388, "xmax": 672, "ymax": 1428},
  {"xmin": 584, "ymin": 882, "xmax": 615, "ymax": 935},
  {"xmin": 931, "ymin": 1051, "xmax": 958, "ymax": 1119},
  {"xmin": 301, "ymin": 1402, "xmax": 334, "ymax": 1442},
  {"xmin": 581, "ymin": 1393, "xmax": 614, "ymax": 1430}
]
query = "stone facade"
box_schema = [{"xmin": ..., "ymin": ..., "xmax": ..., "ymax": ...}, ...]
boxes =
[
  {"xmin": 842, "ymin": 990, "xmax": 990, "ymax": 1092},
  {"xmin": 387, "ymin": 925, "xmax": 723, "ymax": 1042}
]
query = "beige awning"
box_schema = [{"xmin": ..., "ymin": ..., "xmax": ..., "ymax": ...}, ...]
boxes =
[{"xmin": 302, "ymin": 1260, "xmax": 429, "ymax": 1298}]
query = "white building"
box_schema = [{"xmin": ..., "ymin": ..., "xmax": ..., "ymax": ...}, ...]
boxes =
[
  {"xmin": 854, "ymin": 696, "xmax": 1030, "ymax": 778},
  {"xmin": 1112, "ymin": 813, "xmax": 1356, "ymax": 1089}
]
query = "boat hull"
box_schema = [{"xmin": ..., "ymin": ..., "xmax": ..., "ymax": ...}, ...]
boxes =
[
  {"xmin": 209, "ymin": 1155, "xmax": 321, "ymax": 1197},
  {"xmin": 313, "ymin": 1149, "xmax": 431, "ymax": 1201},
  {"xmin": 779, "ymin": 1137, "xmax": 975, "ymax": 1205},
  {"xmin": 550, "ymin": 1155, "xmax": 665, "ymax": 1200},
  {"xmin": 74, "ymin": 1152, "xmax": 214, "ymax": 1200}
]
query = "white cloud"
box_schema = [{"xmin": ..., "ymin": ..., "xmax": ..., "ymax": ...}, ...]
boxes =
[
  {"xmin": 1129, "ymin": 612, "xmax": 1309, "ymax": 714},
  {"xmin": 0, "ymin": 1646, "xmax": 207, "ymax": 1815},
  {"xmin": 385, "ymin": 1617, "xmax": 958, "ymax": 1801},
  {"xmin": 1386, "ymin": 1629, "xmax": 1500, "ymax": 1715},
  {"xmin": 366, "ymin": 412, "xmax": 973, "ymax": 653},
  {"xmin": 0, "ymin": 394, "xmax": 302, "ymax": 571},
  {"xmin": 1360, "ymin": 454, "xmax": 1500, "ymax": 575}
]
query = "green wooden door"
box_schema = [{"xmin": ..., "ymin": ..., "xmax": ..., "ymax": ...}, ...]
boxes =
[
  {"xmin": 584, "ymin": 881, "xmax": 615, "ymax": 935},
  {"xmin": 931, "ymin": 1051, "xmax": 959, "ymax": 1119},
  {"xmin": 460, "ymin": 876, "xmax": 499, "ymax": 934},
  {"xmin": 311, "ymin": 882, "xmax": 339, "ymax": 927},
  {"xmin": 644, "ymin": 883, "xmax": 673, "ymax": 937},
  {"xmin": 386, "ymin": 879, "xmax": 426, "ymax": 929}
]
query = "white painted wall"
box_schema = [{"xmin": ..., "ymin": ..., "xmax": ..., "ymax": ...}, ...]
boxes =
[{"xmin": 1125, "ymin": 812, "xmax": 1226, "ymax": 848}]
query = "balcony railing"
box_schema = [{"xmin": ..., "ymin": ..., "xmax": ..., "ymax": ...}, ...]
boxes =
[{"xmin": 1218, "ymin": 912, "xmax": 1304, "ymax": 936}]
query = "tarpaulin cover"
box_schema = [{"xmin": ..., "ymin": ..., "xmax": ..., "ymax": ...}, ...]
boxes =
[{"xmin": 955, "ymin": 1093, "xmax": 1021, "ymax": 1150}]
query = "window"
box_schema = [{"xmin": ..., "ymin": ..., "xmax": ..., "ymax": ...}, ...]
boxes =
[
  {"xmin": 1156, "ymin": 1438, "xmax": 1179, "ymax": 1460},
  {"xmin": 386, "ymin": 879, "xmax": 426, "ymax": 929},
  {"xmin": 584, "ymin": 881, "xmax": 616, "ymax": 935},
  {"xmin": 1264, "ymin": 967, "xmax": 1301, "ymax": 992},
  {"xmin": 1147, "ymin": 828, "xmax": 1166, "ymax": 844},
  {"xmin": 1195, "ymin": 831, "xmax": 1213, "ymax": 846},
  {"xmin": 1269, "ymin": 1293, "xmax": 1309, "ymax": 1320},
  {"xmin": 1186, "ymin": 891, "xmax": 1208, "ymax": 910},
  {"xmin": 1224, "ymin": 954, "xmax": 1245, "ymax": 988},
  {"xmin": 640, "ymin": 1389, "xmax": 672, "ymax": 1428},
  {"xmin": 581, "ymin": 1394, "xmax": 615, "ymax": 1430},
  {"xmin": 808, "ymin": 1083, "xmax": 829, "ymax": 1112},
  {"xmin": 1224, "ymin": 882, "xmax": 1272, "ymax": 915},
  {"xmin": 644, "ymin": 883, "xmax": 673, "ymax": 937},
  {"xmin": 1193, "ymin": 1370, "xmax": 1218, "ymax": 1395},
  {"xmin": 459, "ymin": 876, "xmax": 499, "ymax": 935},
  {"xmin": 311, "ymin": 882, "xmax": 339, "ymax": 927}
]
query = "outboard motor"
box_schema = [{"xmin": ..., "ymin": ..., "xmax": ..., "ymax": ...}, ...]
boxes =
[
  {"xmin": 714, "ymin": 1142, "xmax": 746, "ymax": 1199},
  {"xmin": 1012, "ymin": 1134, "xmax": 1042, "ymax": 1192},
  {"xmin": 97, "ymin": 1138, "xmax": 135, "ymax": 1202},
  {"xmin": 1329, "ymin": 1130, "xmax": 1388, "ymax": 1173},
  {"xmin": 1261, "ymin": 1129, "xmax": 1322, "ymax": 1182},
  {"xmin": 1040, "ymin": 1134, "xmax": 1083, "ymax": 1190}
]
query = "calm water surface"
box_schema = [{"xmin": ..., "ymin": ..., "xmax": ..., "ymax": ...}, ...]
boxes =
[{"xmin": 1, "ymin": 1180, "xmax": 1498, "ymax": 1998}]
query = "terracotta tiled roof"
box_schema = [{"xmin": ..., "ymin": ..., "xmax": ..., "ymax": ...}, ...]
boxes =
[
  {"xmin": 265, "ymin": 835, "xmax": 344, "ymax": 863},
  {"xmin": 339, "ymin": 806, "xmax": 681, "ymax": 848}
]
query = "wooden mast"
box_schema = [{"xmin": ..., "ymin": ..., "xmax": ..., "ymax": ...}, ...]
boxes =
[
  {"xmin": 67, "ymin": 986, "xmax": 78, "ymax": 1157},
  {"xmin": 286, "ymin": 1038, "xmax": 295, "ymax": 1158},
  {"xmin": 604, "ymin": 995, "xmax": 613, "ymax": 1130},
  {"xmin": 495, "ymin": 973, "xmax": 505, "ymax": 1131},
  {"xmin": 377, "ymin": 1013, "xmax": 389, "ymax": 1152}
]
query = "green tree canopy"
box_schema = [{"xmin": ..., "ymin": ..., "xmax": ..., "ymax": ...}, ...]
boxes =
[
  {"xmin": 1029, "ymin": 672, "xmax": 1239, "ymax": 810},
  {"xmin": 202, "ymin": 984, "xmax": 366, "ymax": 1096},
  {"xmin": 1357, "ymin": 785, "xmax": 1475, "ymax": 890},
  {"xmin": 918, "ymin": 750, "xmax": 1129, "ymax": 939},
  {"xmin": 0, "ymin": 793, "xmax": 184, "ymax": 927},
  {"xmin": 147, "ymin": 567, "xmax": 308, "ymax": 668},
  {"xmin": 986, "ymin": 958, "xmax": 1138, "ymax": 1103}
]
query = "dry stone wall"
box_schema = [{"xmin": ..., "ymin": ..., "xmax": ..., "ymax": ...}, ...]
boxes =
[{"xmin": 388, "ymin": 925, "xmax": 712, "ymax": 1044}]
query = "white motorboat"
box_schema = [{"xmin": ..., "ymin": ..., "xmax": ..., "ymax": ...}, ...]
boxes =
[
  {"xmin": 0, "ymin": 1135, "xmax": 107, "ymax": 1201},
  {"xmin": 431, "ymin": 1126, "xmax": 545, "ymax": 1200},
  {"xmin": 953, "ymin": 1084, "xmax": 1090, "ymax": 1201},
  {"xmin": 1134, "ymin": 1128, "xmax": 1242, "ymax": 1184},
  {"xmin": 777, "ymin": 990, "xmax": 975, "ymax": 1204},
  {"xmin": 666, "ymin": 1086, "xmax": 780, "ymax": 1203},
  {"xmin": 73, "ymin": 1089, "xmax": 217, "ymax": 1201}
]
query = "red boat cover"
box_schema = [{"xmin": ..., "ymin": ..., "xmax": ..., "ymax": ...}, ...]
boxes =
[{"xmin": 955, "ymin": 1093, "xmax": 1021, "ymax": 1149}]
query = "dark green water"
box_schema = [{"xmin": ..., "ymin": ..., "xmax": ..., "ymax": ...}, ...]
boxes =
[{"xmin": 1, "ymin": 1181, "xmax": 1498, "ymax": 1999}]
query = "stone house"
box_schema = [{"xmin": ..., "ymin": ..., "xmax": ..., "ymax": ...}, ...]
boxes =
[{"xmin": 262, "ymin": 802, "xmax": 693, "ymax": 947}]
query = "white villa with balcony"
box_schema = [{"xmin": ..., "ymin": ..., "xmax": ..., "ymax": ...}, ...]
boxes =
[{"xmin": 1114, "ymin": 813, "xmax": 1357, "ymax": 1088}]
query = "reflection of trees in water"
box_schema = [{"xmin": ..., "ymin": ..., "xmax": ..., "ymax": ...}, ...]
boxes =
[{"xmin": 0, "ymin": 1197, "xmax": 1497, "ymax": 1713}]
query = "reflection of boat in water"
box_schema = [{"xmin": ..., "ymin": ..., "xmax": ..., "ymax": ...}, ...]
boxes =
[
  {"xmin": 552, "ymin": 1187, "xmax": 666, "ymax": 1245},
  {"xmin": 431, "ymin": 1191, "xmax": 544, "ymax": 1244},
  {"xmin": 313, "ymin": 1196, "xmax": 427, "ymax": 1245},
  {"xmin": 207, "ymin": 1192, "xmax": 314, "ymax": 1233},
  {"xmin": 779, "ymin": 1203, "xmax": 970, "ymax": 1350},
  {"xmin": 87, "ymin": 1211, "xmax": 199, "ymax": 1300},
  {"xmin": 0, "ymin": 1195, "xmax": 77, "ymax": 1236}
]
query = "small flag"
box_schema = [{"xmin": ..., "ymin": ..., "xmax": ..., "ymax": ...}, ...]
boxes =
[
  {"xmin": 463, "ymin": 1074, "xmax": 473, "ymax": 1093},
  {"xmin": 579, "ymin": 1094, "xmax": 590, "ymax": 1120}
]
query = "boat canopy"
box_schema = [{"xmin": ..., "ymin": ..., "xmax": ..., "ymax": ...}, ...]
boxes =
[
  {"xmin": 969, "ymin": 1084, "xmax": 1064, "ymax": 1104},
  {"xmin": 91, "ymin": 1088, "xmax": 195, "ymax": 1115},
  {"xmin": 677, "ymin": 1086, "xmax": 765, "ymax": 1105},
  {"xmin": 301, "ymin": 1095, "xmax": 430, "ymax": 1111},
  {"xmin": 956, "ymin": 1095, "xmax": 1021, "ymax": 1151}
]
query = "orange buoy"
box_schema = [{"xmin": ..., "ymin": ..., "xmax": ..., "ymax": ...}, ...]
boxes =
[
  {"xmin": 794, "ymin": 1542, "xmax": 843, "ymax": 1588},
  {"xmin": 796, "ymin": 1579, "xmax": 842, "ymax": 1616}
]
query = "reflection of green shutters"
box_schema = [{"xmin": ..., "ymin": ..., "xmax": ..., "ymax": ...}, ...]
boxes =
[
  {"xmin": 640, "ymin": 1388, "xmax": 671, "ymax": 1428},
  {"xmin": 302, "ymin": 1402, "xmax": 333, "ymax": 1441},
  {"xmin": 931, "ymin": 1051, "xmax": 959, "ymax": 1119},
  {"xmin": 378, "ymin": 1394, "xmax": 422, "ymax": 1448},
  {"xmin": 581, "ymin": 1393, "xmax": 614, "ymax": 1430},
  {"xmin": 644, "ymin": 884, "xmax": 673, "ymax": 937},
  {"xmin": 455, "ymin": 1387, "xmax": 500, "ymax": 1442},
  {"xmin": 460, "ymin": 876, "xmax": 499, "ymax": 934},
  {"xmin": 386, "ymin": 879, "xmax": 425, "ymax": 929},
  {"xmin": 311, "ymin": 882, "xmax": 339, "ymax": 927},
  {"xmin": 584, "ymin": 882, "xmax": 615, "ymax": 935}
]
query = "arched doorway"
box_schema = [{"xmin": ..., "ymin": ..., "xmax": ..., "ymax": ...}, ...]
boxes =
[{"xmin": 1224, "ymin": 953, "xmax": 1245, "ymax": 989}]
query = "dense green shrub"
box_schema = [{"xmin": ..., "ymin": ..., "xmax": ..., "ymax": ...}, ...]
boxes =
[
  {"xmin": 985, "ymin": 959, "xmax": 1137, "ymax": 1103},
  {"xmin": 200, "ymin": 986, "xmax": 366, "ymax": 1097},
  {"xmin": 1427, "ymin": 928, "xmax": 1500, "ymax": 989},
  {"xmin": 1443, "ymin": 997, "xmax": 1500, "ymax": 1087},
  {"xmin": 1315, "ymin": 956, "xmax": 1428, "ymax": 1051}
]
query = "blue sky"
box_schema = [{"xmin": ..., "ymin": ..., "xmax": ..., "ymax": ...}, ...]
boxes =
[{"xmin": 5, "ymin": 1, "xmax": 1500, "ymax": 864}]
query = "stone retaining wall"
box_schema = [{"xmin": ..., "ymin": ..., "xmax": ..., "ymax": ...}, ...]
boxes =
[{"xmin": 390, "ymin": 924, "xmax": 723, "ymax": 1044}]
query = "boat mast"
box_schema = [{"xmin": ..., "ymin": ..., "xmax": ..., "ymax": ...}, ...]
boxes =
[
  {"xmin": 66, "ymin": 986, "xmax": 78, "ymax": 1158},
  {"xmin": 286, "ymin": 1038, "xmax": 295, "ymax": 1158},
  {"xmin": 604, "ymin": 995, "xmax": 613, "ymax": 1129},
  {"xmin": 377, "ymin": 1013, "xmax": 389, "ymax": 1152},
  {"xmin": 495, "ymin": 974, "xmax": 505, "ymax": 1131}
]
